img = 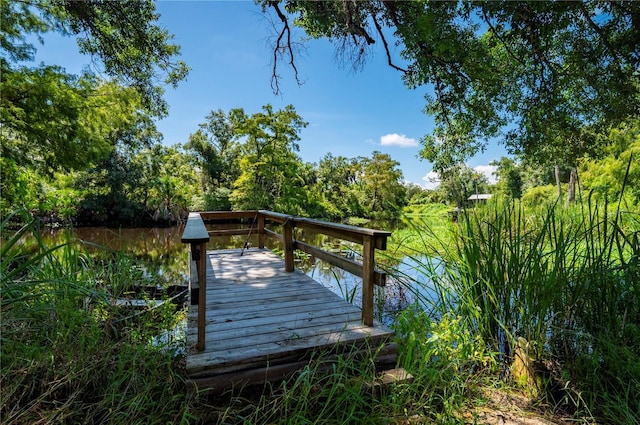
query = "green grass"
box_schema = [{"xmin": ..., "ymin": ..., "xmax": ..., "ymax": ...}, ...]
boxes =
[
  {"xmin": 1, "ymin": 213, "xmax": 190, "ymax": 424},
  {"xmin": 3, "ymin": 195, "xmax": 638, "ymax": 423},
  {"xmin": 387, "ymin": 195, "xmax": 639, "ymax": 422},
  {"xmin": 388, "ymin": 203, "xmax": 454, "ymax": 257}
]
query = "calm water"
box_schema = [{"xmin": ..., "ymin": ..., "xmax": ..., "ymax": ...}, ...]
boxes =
[{"xmin": 39, "ymin": 223, "xmax": 439, "ymax": 324}]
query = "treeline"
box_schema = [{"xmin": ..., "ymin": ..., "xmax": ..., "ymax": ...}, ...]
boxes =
[
  {"xmin": 3, "ymin": 1, "xmax": 638, "ymax": 227},
  {"xmin": 186, "ymin": 105, "xmax": 407, "ymax": 221},
  {"xmin": 3, "ymin": 102, "xmax": 638, "ymax": 226},
  {"xmin": 1, "ymin": 103, "xmax": 409, "ymax": 225}
]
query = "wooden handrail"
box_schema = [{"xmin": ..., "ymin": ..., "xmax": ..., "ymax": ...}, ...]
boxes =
[
  {"xmin": 181, "ymin": 212, "xmax": 209, "ymax": 351},
  {"xmin": 182, "ymin": 210, "xmax": 391, "ymax": 345}
]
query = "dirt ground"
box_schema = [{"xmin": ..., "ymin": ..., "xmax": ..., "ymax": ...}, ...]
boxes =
[{"xmin": 459, "ymin": 388, "xmax": 582, "ymax": 425}]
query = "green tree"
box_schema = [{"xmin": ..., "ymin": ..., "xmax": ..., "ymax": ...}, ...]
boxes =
[
  {"xmin": 491, "ymin": 157, "xmax": 523, "ymax": 199},
  {"xmin": 1, "ymin": 0, "xmax": 187, "ymax": 220},
  {"xmin": 316, "ymin": 153, "xmax": 365, "ymax": 218},
  {"xmin": 228, "ymin": 104, "xmax": 308, "ymax": 213},
  {"xmin": 74, "ymin": 150, "xmax": 143, "ymax": 224},
  {"xmin": 262, "ymin": 1, "xmax": 639, "ymax": 170},
  {"xmin": 136, "ymin": 145, "xmax": 200, "ymax": 223},
  {"xmin": 0, "ymin": 80, "xmax": 163, "ymax": 220},
  {"xmin": 1, "ymin": 0, "xmax": 187, "ymax": 204},
  {"xmin": 579, "ymin": 121, "xmax": 640, "ymax": 206},
  {"xmin": 73, "ymin": 144, "xmax": 199, "ymax": 225},
  {"xmin": 437, "ymin": 164, "xmax": 489, "ymax": 207},
  {"xmin": 1, "ymin": 0, "xmax": 187, "ymax": 115},
  {"xmin": 359, "ymin": 151, "xmax": 407, "ymax": 219},
  {"xmin": 186, "ymin": 110, "xmax": 241, "ymax": 210}
]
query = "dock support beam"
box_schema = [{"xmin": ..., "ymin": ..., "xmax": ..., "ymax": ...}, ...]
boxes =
[
  {"xmin": 283, "ymin": 218, "xmax": 294, "ymax": 272},
  {"xmin": 362, "ymin": 235, "xmax": 375, "ymax": 326},
  {"xmin": 258, "ymin": 214, "xmax": 265, "ymax": 249},
  {"xmin": 195, "ymin": 242, "xmax": 207, "ymax": 351}
]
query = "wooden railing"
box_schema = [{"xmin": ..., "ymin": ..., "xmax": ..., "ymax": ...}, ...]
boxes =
[
  {"xmin": 181, "ymin": 212, "xmax": 210, "ymax": 351},
  {"xmin": 181, "ymin": 210, "xmax": 391, "ymax": 351}
]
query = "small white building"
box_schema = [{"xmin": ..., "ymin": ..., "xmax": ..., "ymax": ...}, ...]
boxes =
[{"xmin": 467, "ymin": 193, "xmax": 493, "ymax": 203}]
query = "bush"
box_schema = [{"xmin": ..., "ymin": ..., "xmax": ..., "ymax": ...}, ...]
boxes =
[
  {"xmin": 521, "ymin": 184, "xmax": 558, "ymax": 207},
  {"xmin": 204, "ymin": 187, "xmax": 232, "ymax": 211}
]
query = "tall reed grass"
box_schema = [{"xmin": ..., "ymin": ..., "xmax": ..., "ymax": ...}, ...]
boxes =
[
  {"xmin": 1, "ymin": 213, "xmax": 190, "ymax": 424},
  {"xmin": 390, "ymin": 194, "xmax": 639, "ymax": 421},
  {"xmin": 3, "ymin": 193, "xmax": 637, "ymax": 423}
]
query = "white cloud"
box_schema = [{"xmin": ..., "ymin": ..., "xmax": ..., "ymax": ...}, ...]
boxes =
[
  {"xmin": 422, "ymin": 170, "xmax": 441, "ymax": 190},
  {"xmin": 380, "ymin": 133, "xmax": 418, "ymax": 147},
  {"xmin": 474, "ymin": 164, "xmax": 498, "ymax": 184}
]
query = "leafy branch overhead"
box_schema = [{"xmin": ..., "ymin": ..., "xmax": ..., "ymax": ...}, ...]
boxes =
[
  {"xmin": 262, "ymin": 0, "xmax": 640, "ymax": 169},
  {"xmin": 1, "ymin": 0, "xmax": 189, "ymax": 172},
  {"xmin": 1, "ymin": 0, "xmax": 188, "ymax": 114}
]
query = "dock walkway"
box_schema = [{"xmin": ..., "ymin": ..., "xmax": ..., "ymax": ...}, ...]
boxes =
[
  {"xmin": 181, "ymin": 211, "xmax": 397, "ymax": 392},
  {"xmin": 185, "ymin": 248, "xmax": 396, "ymax": 392}
]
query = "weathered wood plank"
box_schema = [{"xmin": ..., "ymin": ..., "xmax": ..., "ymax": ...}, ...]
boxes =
[
  {"xmin": 258, "ymin": 210, "xmax": 289, "ymax": 223},
  {"xmin": 187, "ymin": 309, "xmax": 362, "ymax": 335},
  {"xmin": 181, "ymin": 212, "xmax": 210, "ymax": 243},
  {"xmin": 196, "ymin": 242, "xmax": 208, "ymax": 350},
  {"xmin": 293, "ymin": 217, "xmax": 390, "ymax": 249},
  {"xmin": 199, "ymin": 321, "xmax": 388, "ymax": 353},
  {"xmin": 199, "ymin": 210, "xmax": 258, "ymax": 221},
  {"xmin": 207, "ymin": 228, "xmax": 250, "ymax": 237},
  {"xmin": 294, "ymin": 240, "xmax": 387, "ymax": 286},
  {"xmin": 263, "ymin": 228, "xmax": 283, "ymax": 243},
  {"xmin": 362, "ymin": 235, "xmax": 375, "ymax": 326},
  {"xmin": 186, "ymin": 311, "xmax": 362, "ymax": 340},
  {"xmin": 187, "ymin": 329, "xmax": 393, "ymax": 374},
  {"xmin": 185, "ymin": 248, "xmax": 396, "ymax": 384},
  {"xmin": 199, "ymin": 288, "xmax": 345, "ymax": 307},
  {"xmin": 191, "ymin": 298, "xmax": 359, "ymax": 321},
  {"xmin": 187, "ymin": 343, "xmax": 398, "ymax": 394}
]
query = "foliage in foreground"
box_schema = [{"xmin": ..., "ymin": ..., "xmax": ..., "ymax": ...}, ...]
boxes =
[
  {"xmin": 402, "ymin": 197, "xmax": 639, "ymax": 422},
  {"xmin": 3, "ymin": 192, "xmax": 639, "ymax": 423},
  {"xmin": 1, "ymin": 214, "xmax": 491, "ymax": 425},
  {"xmin": 188, "ymin": 313, "xmax": 496, "ymax": 425},
  {"xmin": 0, "ymin": 215, "xmax": 190, "ymax": 424}
]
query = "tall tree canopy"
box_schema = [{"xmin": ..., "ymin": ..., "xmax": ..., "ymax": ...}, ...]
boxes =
[
  {"xmin": 1, "ymin": 0, "xmax": 188, "ymax": 173},
  {"xmin": 1, "ymin": 0, "xmax": 187, "ymax": 114},
  {"xmin": 228, "ymin": 104, "xmax": 308, "ymax": 213},
  {"xmin": 262, "ymin": 0, "xmax": 640, "ymax": 170},
  {"xmin": 360, "ymin": 151, "xmax": 407, "ymax": 218}
]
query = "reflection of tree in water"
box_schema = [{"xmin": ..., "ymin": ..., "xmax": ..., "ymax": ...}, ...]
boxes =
[
  {"xmin": 38, "ymin": 224, "xmax": 438, "ymax": 322},
  {"xmin": 40, "ymin": 226, "xmax": 189, "ymax": 287}
]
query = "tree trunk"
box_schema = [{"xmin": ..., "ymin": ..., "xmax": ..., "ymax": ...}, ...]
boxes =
[
  {"xmin": 567, "ymin": 168, "xmax": 577, "ymax": 203},
  {"xmin": 554, "ymin": 165, "xmax": 562, "ymax": 199}
]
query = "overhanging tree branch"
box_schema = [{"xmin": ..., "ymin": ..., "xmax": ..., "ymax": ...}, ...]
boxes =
[
  {"xmin": 269, "ymin": 0, "xmax": 302, "ymax": 95},
  {"xmin": 370, "ymin": 12, "xmax": 406, "ymax": 73}
]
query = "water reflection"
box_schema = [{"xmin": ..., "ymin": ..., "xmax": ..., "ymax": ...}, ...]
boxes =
[
  {"xmin": 39, "ymin": 224, "xmax": 438, "ymax": 325},
  {"xmin": 40, "ymin": 226, "xmax": 190, "ymax": 287}
]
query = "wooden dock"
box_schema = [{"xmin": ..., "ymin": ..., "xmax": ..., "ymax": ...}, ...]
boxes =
[{"xmin": 182, "ymin": 211, "xmax": 397, "ymax": 393}]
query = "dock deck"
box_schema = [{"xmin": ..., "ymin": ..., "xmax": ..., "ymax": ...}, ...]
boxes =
[{"xmin": 185, "ymin": 248, "xmax": 396, "ymax": 392}]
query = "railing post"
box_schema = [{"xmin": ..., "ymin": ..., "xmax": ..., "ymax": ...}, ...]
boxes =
[
  {"xmin": 182, "ymin": 212, "xmax": 210, "ymax": 352},
  {"xmin": 283, "ymin": 218, "xmax": 294, "ymax": 272},
  {"xmin": 362, "ymin": 235, "xmax": 375, "ymax": 326},
  {"xmin": 258, "ymin": 213, "xmax": 265, "ymax": 249},
  {"xmin": 196, "ymin": 241, "xmax": 207, "ymax": 351}
]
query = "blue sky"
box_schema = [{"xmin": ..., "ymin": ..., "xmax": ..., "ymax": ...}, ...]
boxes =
[{"xmin": 36, "ymin": 1, "xmax": 507, "ymax": 187}]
